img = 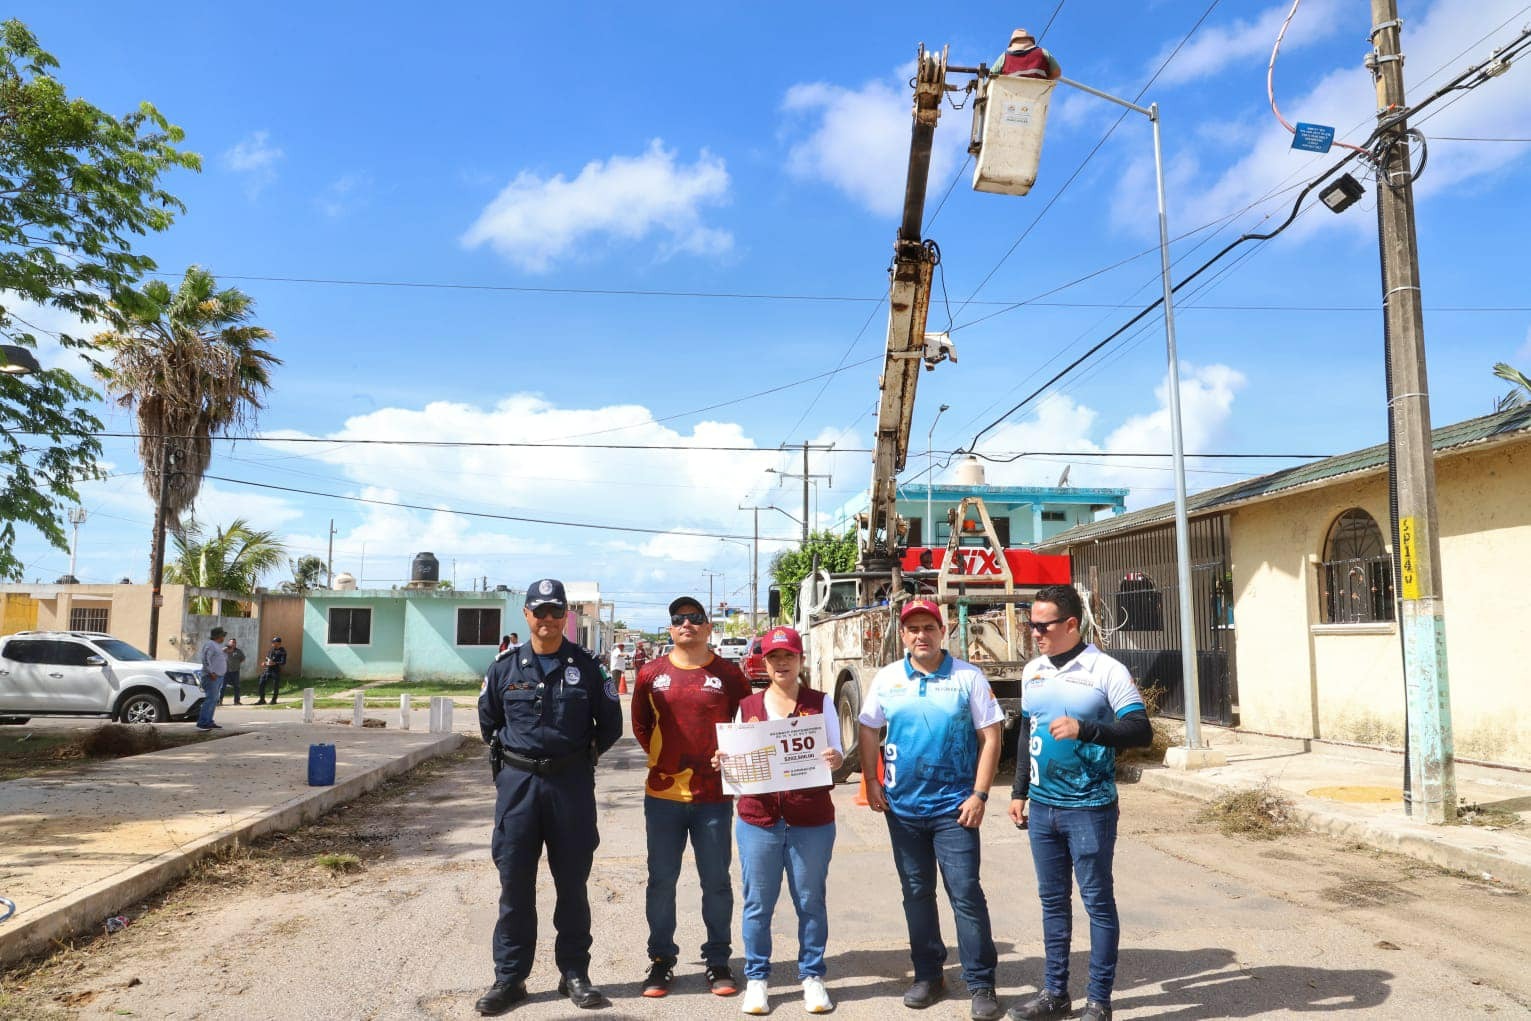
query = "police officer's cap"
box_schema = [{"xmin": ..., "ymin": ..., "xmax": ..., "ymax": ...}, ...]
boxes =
[{"xmin": 525, "ymin": 578, "xmax": 569, "ymax": 611}]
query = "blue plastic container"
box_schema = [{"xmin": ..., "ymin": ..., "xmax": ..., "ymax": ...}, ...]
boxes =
[{"xmin": 307, "ymin": 742, "xmax": 336, "ymax": 786}]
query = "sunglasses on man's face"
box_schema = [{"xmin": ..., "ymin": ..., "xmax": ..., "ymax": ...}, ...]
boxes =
[
  {"xmin": 530, "ymin": 605, "xmax": 566, "ymax": 620},
  {"xmin": 670, "ymin": 612, "xmax": 707, "ymax": 626},
  {"xmin": 1028, "ymin": 618, "xmax": 1070, "ymax": 633}
]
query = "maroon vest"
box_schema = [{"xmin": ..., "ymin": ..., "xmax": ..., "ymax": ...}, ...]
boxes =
[
  {"xmin": 736, "ymin": 687, "xmax": 836, "ymax": 829},
  {"xmin": 1001, "ymin": 47, "xmax": 1051, "ymax": 78}
]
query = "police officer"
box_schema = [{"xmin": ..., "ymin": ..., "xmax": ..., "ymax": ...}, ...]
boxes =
[{"xmin": 475, "ymin": 578, "xmax": 624, "ymax": 1015}]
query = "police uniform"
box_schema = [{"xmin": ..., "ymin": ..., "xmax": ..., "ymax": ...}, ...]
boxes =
[{"xmin": 476, "ymin": 600, "xmax": 623, "ymax": 993}]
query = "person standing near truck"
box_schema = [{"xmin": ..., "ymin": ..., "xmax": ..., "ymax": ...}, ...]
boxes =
[{"xmin": 859, "ymin": 599, "xmax": 1005, "ymax": 1021}]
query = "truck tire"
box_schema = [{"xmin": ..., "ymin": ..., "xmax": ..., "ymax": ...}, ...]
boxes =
[
  {"xmin": 117, "ymin": 692, "xmax": 169, "ymax": 725},
  {"xmin": 832, "ymin": 679, "xmax": 861, "ymax": 783},
  {"xmin": 0, "ymin": 716, "xmax": 30, "ymax": 725}
]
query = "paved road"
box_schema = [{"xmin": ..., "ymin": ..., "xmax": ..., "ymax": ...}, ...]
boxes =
[{"xmin": 5, "ymin": 736, "xmax": 1529, "ymax": 1020}]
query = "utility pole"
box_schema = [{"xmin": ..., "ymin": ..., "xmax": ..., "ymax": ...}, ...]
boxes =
[
  {"xmin": 67, "ymin": 507, "xmax": 87, "ymax": 579},
  {"xmin": 770, "ymin": 444, "xmax": 833, "ymax": 545},
  {"xmin": 1370, "ymin": 0, "xmax": 1456, "ymax": 824},
  {"xmin": 751, "ymin": 506, "xmax": 759, "ymax": 630},
  {"xmin": 147, "ymin": 440, "xmax": 172, "ymax": 656},
  {"xmin": 702, "ymin": 570, "xmax": 723, "ymax": 621},
  {"xmin": 802, "ymin": 442, "xmax": 810, "ymax": 545},
  {"xmin": 326, "ymin": 519, "xmax": 336, "ymax": 588}
]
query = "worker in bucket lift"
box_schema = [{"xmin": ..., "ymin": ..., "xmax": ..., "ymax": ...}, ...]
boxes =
[{"xmin": 994, "ymin": 28, "xmax": 1060, "ymax": 80}]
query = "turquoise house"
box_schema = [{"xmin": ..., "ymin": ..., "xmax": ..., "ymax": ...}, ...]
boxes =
[{"xmin": 299, "ymin": 588, "xmax": 523, "ymax": 682}]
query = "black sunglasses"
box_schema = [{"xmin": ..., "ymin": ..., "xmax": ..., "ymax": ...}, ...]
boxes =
[
  {"xmin": 1028, "ymin": 618, "xmax": 1070, "ymax": 633},
  {"xmin": 670, "ymin": 612, "xmax": 707, "ymax": 626},
  {"xmin": 530, "ymin": 605, "xmax": 567, "ymax": 620}
]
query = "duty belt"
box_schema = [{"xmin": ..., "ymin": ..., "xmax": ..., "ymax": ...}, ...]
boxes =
[{"xmin": 501, "ymin": 748, "xmax": 588, "ymax": 776}]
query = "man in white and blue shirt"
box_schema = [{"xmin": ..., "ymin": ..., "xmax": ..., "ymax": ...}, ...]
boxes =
[
  {"xmin": 1007, "ymin": 585, "xmax": 1152, "ymax": 1021},
  {"xmin": 859, "ymin": 599, "xmax": 1005, "ymax": 1021}
]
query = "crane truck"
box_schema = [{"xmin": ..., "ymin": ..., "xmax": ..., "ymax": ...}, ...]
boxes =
[{"xmin": 793, "ymin": 46, "xmax": 1073, "ymax": 780}]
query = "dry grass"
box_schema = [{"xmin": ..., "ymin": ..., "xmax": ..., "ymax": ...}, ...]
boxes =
[
  {"xmin": 1457, "ymin": 800, "xmax": 1524, "ymax": 829},
  {"xmin": 1196, "ymin": 784, "xmax": 1299, "ymax": 840}
]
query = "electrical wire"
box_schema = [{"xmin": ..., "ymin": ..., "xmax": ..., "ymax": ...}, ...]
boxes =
[{"xmin": 1266, "ymin": 0, "xmax": 1371, "ymax": 156}]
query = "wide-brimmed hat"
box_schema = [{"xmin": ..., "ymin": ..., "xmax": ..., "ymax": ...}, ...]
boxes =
[{"xmin": 1010, "ymin": 27, "xmax": 1035, "ymax": 43}]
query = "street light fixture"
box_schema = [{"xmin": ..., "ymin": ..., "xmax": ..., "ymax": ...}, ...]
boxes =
[
  {"xmin": 926, "ymin": 403, "xmax": 950, "ymax": 547},
  {"xmin": 1320, "ymin": 173, "xmax": 1365, "ymax": 214},
  {"xmin": 0, "ymin": 345, "xmax": 41, "ymax": 376}
]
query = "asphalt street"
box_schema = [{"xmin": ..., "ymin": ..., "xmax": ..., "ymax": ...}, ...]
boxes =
[{"xmin": 6, "ymin": 732, "xmax": 1530, "ymax": 1020}]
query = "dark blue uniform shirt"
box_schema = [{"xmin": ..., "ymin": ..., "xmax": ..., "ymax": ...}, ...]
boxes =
[{"xmin": 478, "ymin": 639, "xmax": 623, "ymax": 759}]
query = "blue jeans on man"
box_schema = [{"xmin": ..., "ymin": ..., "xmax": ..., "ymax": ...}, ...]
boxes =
[
  {"xmin": 1028, "ymin": 800, "xmax": 1121, "ymax": 1005},
  {"xmin": 735, "ymin": 817, "xmax": 835, "ymax": 980},
  {"xmin": 220, "ymin": 669, "xmax": 241, "ymax": 704},
  {"xmin": 196, "ymin": 672, "xmax": 223, "ymax": 728},
  {"xmin": 884, "ymin": 809, "xmax": 997, "ymax": 989},
  {"xmin": 644, "ymin": 797, "xmax": 734, "ymax": 966}
]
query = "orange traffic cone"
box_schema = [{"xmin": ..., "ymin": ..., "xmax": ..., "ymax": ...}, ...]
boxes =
[
  {"xmin": 617, "ymin": 672, "xmax": 629, "ymax": 695},
  {"xmin": 854, "ymin": 756, "xmax": 886, "ymax": 806}
]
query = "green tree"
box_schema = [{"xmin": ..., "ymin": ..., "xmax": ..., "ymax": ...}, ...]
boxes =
[
  {"xmin": 1493, "ymin": 362, "xmax": 1531, "ymax": 411},
  {"xmin": 0, "ymin": 19, "xmax": 198, "ymax": 578},
  {"xmin": 279, "ymin": 554, "xmax": 326, "ymax": 594},
  {"xmin": 165, "ymin": 518, "xmax": 286, "ymax": 614},
  {"xmin": 94, "ymin": 265, "xmax": 280, "ymax": 566},
  {"xmin": 769, "ymin": 529, "xmax": 859, "ymax": 622}
]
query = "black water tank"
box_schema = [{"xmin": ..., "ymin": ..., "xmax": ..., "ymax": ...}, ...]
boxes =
[{"xmin": 411, "ymin": 552, "xmax": 440, "ymax": 584}]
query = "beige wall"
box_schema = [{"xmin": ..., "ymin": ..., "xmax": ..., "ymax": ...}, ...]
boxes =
[{"xmin": 1229, "ymin": 440, "xmax": 1531, "ymax": 767}]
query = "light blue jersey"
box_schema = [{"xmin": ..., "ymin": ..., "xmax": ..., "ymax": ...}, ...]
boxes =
[
  {"xmin": 1021, "ymin": 644, "xmax": 1144, "ymax": 809},
  {"xmin": 860, "ymin": 653, "xmax": 1005, "ymax": 818}
]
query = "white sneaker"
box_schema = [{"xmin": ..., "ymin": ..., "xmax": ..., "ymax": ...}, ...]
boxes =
[
  {"xmin": 741, "ymin": 978, "xmax": 770, "ymax": 1015},
  {"xmin": 801, "ymin": 976, "xmax": 833, "ymax": 1014}
]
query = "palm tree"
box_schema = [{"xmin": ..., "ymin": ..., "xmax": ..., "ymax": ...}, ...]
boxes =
[
  {"xmin": 93, "ymin": 265, "xmax": 280, "ymax": 568},
  {"xmin": 280, "ymin": 554, "xmax": 326, "ymax": 593},
  {"xmin": 1494, "ymin": 362, "xmax": 1531, "ymax": 411},
  {"xmin": 165, "ymin": 518, "xmax": 286, "ymax": 614}
]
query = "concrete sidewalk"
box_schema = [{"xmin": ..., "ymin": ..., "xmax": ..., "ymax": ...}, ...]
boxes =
[
  {"xmin": 1132, "ymin": 724, "xmax": 1531, "ymax": 888},
  {"xmin": 0, "ymin": 721, "xmax": 462, "ymax": 967}
]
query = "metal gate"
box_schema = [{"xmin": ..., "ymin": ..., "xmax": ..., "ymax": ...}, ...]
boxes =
[{"xmin": 1071, "ymin": 515, "xmax": 1238, "ymax": 726}]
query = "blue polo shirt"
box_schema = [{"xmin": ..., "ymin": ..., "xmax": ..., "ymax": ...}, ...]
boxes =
[
  {"xmin": 1021, "ymin": 644, "xmax": 1145, "ymax": 808},
  {"xmin": 859, "ymin": 652, "xmax": 1005, "ymax": 818}
]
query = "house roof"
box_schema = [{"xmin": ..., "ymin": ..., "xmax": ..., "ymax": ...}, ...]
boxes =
[{"xmin": 1036, "ymin": 405, "xmax": 1531, "ymax": 550}]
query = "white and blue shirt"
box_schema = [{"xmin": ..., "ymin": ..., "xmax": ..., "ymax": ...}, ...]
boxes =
[
  {"xmin": 1021, "ymin": 644, "xmax": 1145, "ymax": 809},
  {"xmin": 859, "ymin": 652, "xmax": 1005, "ymax": 818}
]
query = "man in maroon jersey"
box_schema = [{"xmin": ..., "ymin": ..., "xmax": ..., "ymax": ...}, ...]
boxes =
[{"xmin": 631, "ymin": 596, "xmax": 753, "ymax": 999}]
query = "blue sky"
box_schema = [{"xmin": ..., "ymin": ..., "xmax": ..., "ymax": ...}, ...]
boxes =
[{"xmin": 8, "ymin": 1, "xmax": 1531, "ymax": 627}]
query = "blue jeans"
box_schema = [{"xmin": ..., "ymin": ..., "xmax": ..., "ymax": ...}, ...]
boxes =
[
  {"xmin": 644, "ymin": 797, "xmax": 734, "ymax": 966},
  {"xmin": 1028, "ymin": 800, "xmax": 1121, "ymax": 1004},
  {"xmin": 736, "ymin": 817, "xmax": 835, "ymax": 980},
  {"xmin": 885, "ymin": 809, "xmax": 997, "ymax": 990},
  {"xmin": 220, "ymin": 669, "xmax": 241, "ymax": 703},
  {"xmin": 196, "ymin": 673, "xmax": 223, "ymax": 727}
]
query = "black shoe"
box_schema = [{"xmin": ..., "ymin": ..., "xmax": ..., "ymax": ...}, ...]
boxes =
[
  {"xmin": 255, "ymin": 700, "xmax": 266, "ymax": 705},
  {"xmin": 474, "ymin": 980, "xmax": 527, "ymax": 1016},
  {"xmin": 557, "ymin": 972, "xmax": 604, "ymax": 1009},
  {"xmin": 971, "ymin": 987, "xmax": 1002, "ymax": 1020},
  {"xmin": 234, "ymin": 700, "xmax": 243, "ymax": 705},
  {"xmin": 642, "ymin": 958, "xmax": 675, "ymax": 998},
  {"xmin": 706, "ymin": 964, "xmax": 738, "ymax": 996},
  {"xmin": 1079, "ymin": 1001, "xmax": 1111, "ymax": 1021},
  {"xmin": 1007, "ymin": 989, "xmax": 1071, "ymax": 1021},
  {"xmin": 904, "ymin": 976, "xmax": 946, "ymax": 1009}
]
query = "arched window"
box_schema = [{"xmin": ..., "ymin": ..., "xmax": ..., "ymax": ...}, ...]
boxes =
[{"xmin": 1319, "ymin": 509, "xmax": 1395, "ymax": 624}]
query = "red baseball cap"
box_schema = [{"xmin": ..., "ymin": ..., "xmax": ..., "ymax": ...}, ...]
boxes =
[
  {"xmin": 760, "ymin": 626, "xmax": 804, "ymax": 655},
  {"xmin": 899, "ymin": 599, "xmax": 943, "ymax": 624}
]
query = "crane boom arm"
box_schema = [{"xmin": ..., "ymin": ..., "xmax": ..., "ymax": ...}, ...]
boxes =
[{"xmin": 861, "ymin": 46, "xmax": 948, "ymax": 576}]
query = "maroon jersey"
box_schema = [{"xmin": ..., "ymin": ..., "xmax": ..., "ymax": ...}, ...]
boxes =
[{"xmin": 632, "ymin": 653, "xmax": 752, "ymax": 803}]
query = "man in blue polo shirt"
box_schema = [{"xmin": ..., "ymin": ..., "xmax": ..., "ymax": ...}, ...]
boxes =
[
  {"xmin": 859, "ymin": 599, "xmax": 1005, "ymax": 1021},
  {"xmin": 1007, "ymin": 585, "xmax": 1152, "ymax": 1021}
]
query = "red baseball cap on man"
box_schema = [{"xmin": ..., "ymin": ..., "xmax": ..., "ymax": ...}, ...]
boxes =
[
  {"xmin": 899, "ymin": 599, "xmax": 944, "ymax": 625},
  {"xmin": 760, "ymin": 626, "xmax": 804, "ymax": 655}
]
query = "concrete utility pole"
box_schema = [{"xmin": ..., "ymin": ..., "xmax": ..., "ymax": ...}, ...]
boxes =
[
  {"xmin": 770, "ymin": 444, "xmax": 833, "ymax": 545},
  {"xmin": 326, "ymin": 519, "xmax": 336, "ymax": 588},
  {"xmin": 147, "ymin": 440, "xmax": 172, "ymax": 657},
  {"xmin": 67, "ymin": 507, "xmax": 87, "ymax": 579},
  {"xmin": 1370, "ymin": 0, "xmax": 1456, "ymax": 823}
]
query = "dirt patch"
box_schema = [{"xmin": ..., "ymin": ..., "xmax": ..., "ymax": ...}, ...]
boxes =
[
  {"xmin": 1458, "ymin": 800, "xmax": 1524, "ymax": 829},
  {"xmin": 1320, "ymin": 878, "xmax": 1419, "ymax": 908},
  {"xmin": 1195, "ymin": 784, "xmax": 1299, "ymax": 839},
  {"xmin": 0, "ymin": 725, "xmax": 230, "ymax": 782}
]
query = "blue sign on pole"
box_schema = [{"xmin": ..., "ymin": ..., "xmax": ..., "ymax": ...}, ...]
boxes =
[{"xmin": 1292, "ymin": 122, "xmax": 1336, "ymax": 153}]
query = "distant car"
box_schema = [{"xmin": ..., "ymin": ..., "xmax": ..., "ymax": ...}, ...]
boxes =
[
  {"xmin": 740, "ymin": 638, "xmax": 768, "ymax": 686},
  {"xmin": 0, "ymin": 631, "xmax": 207, "ymax": 725},
  {"xmin": 716, "ymin": 636, "xmax": 750, "ymax": 664}
]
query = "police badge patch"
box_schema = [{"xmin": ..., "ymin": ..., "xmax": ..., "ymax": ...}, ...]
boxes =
[
  {"xmin": 539, "ymin": 580, "xmax": 553, "ymax": 595},
  {"xmin": 605, "ymin": 679, "xmax": 619, "ymax": 700},
  {"xmin": 566, "ymin": 666, "xmax": 581, "ymax": 684}
]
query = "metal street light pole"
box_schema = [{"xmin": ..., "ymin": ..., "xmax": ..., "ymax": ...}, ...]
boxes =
[
  {"xmin": 719, "ymin": 536, "xmax": 753, "ymax": 629},
  {"xmin": 927, "ymin": 403, "xmax": 950, "ymax": 546},
  {"xmin": 1055, "ymin": 75, "xmax": 1215, "ymax": 763}
]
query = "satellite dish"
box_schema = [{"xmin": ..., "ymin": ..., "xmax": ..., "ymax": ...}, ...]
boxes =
[{"xmin": 1057, "ymin": 465, "xmax": 1071, "ymax": 488}]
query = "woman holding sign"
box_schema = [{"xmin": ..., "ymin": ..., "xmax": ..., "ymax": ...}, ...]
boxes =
[{"xmin": 714, "ymin": 626, "xmax": 842, "ymax": 1015}]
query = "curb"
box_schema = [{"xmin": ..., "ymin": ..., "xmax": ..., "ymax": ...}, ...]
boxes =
[
  {"xmin": 0, "ymin": 732, "xmax": 463, "ymax": 969},
  {"xmin": 1133, "ymin": 764, "xmax": 1531, "ymax": 891}
]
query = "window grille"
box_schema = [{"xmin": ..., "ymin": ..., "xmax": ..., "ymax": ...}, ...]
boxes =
[
  {"xmin": 1319, "ymin": 509, "xmax": 1395, "ymax": 624},
  {"xmin": 69, "ymin": 607, "xmax": 110, "ymax": 632}
]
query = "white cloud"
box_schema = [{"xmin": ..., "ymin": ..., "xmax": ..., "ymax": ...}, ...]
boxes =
[
  {"xmin": 968, "ymin": 363, "xmax": 1247, "ymax": 507},
  {"xmin": 1151, "ymin": 0, "xmax": 1345, "ymax": 87},
  {"xmin": 1121, "ymin": 0, "xmax": 1531, "ymax": 242},
  {"xmin": 316, "ymin": 172, "xmax": 371, "ymax": 218},
  {"xmin": 782, "ymin": 77, "xmax": 961, "ymax": 218},
  {"xmin": 461, "ymin": 140, "xmax": 732, "ymax": 272},
  {"xmin": 222, "ymin": 131, "xmax": 283, "ymax": 195},
  {"xmin": 0, "ymin": 294, "xmax": 98, "ymax": 380}
]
